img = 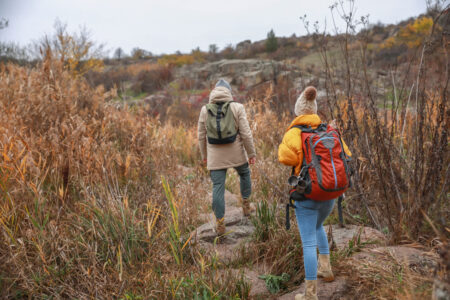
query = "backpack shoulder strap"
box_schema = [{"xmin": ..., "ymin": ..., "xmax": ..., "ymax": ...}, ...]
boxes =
[
  {"xmin": 226, "ymin": 101, "xmax": 240, "ymax": 132},
  {"xmin": 291, "ymin": 123, "xmax": 328, "ymax": 133},
  {"xmin": 205, "ymin": 103, "xmax": 217, "ymax": 116}
]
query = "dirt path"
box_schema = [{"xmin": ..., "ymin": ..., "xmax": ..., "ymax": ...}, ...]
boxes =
[
  {"xmin": 194, "ymin": 190, "xmax": 256, "ymax": 263},
  {"xmin": 192, "ymin": 189, "xmax": 438, "ymax": 299}
]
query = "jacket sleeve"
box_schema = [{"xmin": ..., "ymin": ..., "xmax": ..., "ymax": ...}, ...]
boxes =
[
  {"xmin": 237, "ymin": 105, "xmax": 256, "ymax": 158},
  {"xmin": 197, "ymin": 106, "xmax": 207, "ymax": 160},
  {"xmin": 278, "ymin": 128, "xmax": 303, "ymax": 167}
]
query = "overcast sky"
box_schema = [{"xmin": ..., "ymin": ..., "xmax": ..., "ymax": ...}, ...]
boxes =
[{"xmin": 0, "ymin": 0, "xmax": 428, "ymax": 56}]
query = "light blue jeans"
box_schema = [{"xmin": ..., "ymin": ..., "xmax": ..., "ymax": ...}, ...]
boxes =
[{"xmin": 294, "ymin": 199, "xmax": 335, "ymax": 280}]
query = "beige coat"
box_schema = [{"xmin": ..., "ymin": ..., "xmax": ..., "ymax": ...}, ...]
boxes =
[{"xmin": 198, "ymin": 87, "xmax": 256, "ymax": 170}]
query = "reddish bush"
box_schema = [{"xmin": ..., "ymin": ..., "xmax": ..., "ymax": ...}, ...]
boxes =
[{"xmin": 131, "ymin": 65, "xmax": 173, "ymax": 94}]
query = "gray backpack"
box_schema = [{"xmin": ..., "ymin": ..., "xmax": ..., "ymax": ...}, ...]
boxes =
[{"xmin": 205, "ymin": 102, "xmax": 238, "ymax": 144}]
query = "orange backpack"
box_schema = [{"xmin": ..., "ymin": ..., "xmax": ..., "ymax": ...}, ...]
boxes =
[
  {"xmin": 295, "ymin": 123, "xmax": 351, "ymax": 200},
  {"xmin": 285, "ymin": 123, "xmax": 352, "ymax": 229}
]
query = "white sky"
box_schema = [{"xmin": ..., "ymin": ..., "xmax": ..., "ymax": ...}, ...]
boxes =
[{"xmin": 0, "ymin": 0, "xmax": 428, "ymax": 56}]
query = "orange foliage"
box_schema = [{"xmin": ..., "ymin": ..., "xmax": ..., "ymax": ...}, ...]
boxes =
[
  {"xmin": 157, "ymin": 54, "xmax": 196, "ymax": 67},
  {"xmin": 382, "ymin": 17, "xmax": 434, "ymax": 49},
  {"xmin": 126, "ymin": 62, "xmax": 161, "ymax": 77}
]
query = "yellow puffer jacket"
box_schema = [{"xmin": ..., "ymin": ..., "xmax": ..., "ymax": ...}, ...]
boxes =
[{"xmin": 278, "ymin": 114, "xmax": 352, "ymax": 175}]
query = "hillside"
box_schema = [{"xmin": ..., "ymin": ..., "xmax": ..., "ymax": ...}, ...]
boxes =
[{"xmin": 0, "ymin": 7, "xmax": 448, "ymax": 300}]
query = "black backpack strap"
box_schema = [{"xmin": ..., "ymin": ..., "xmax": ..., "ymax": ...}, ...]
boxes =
[
  {"xmin": 285, "ymin": 203, "xmax": 291, "ymax": 230},
  {"xmin": 292, "ymin": 124, "xmax": 311, "ymax": 132},
  {"xmin": 338, "ymin": 195, "xmax": 344, "ymax": 227},
  {"xmin": 215, "ymin": 103, "xmax": 224, "ymax": 139},
  {"xmin": 292, "ymin": 123, "xmax": 328, "ymax": 133}
]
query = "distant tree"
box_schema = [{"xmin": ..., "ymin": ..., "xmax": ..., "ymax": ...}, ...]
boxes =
[
  {"xmin": 209, "ymin": 44, "xmax": 218, "ymax": 55},
  {"xmin": 222, "ymin": 44, "xmax": 235, "ymax": 59},
  {"xmin": 113, "ymin": 47, "xmax": 125, "ymax": 60},
  {"xmin": 0, "ymin": 18, "xmax": 8, "ymax": 29},
  {"xmin": 191, "ymin": 46, "xmax": 205, "ymax": 62},
  {"xmin": 131, "ymin": 47, "xmax": 144, "ymax": 59},
  {"xmin": 35, "ymin": 19, "xmax": 105, "ymax": 76},
  {"xmin": 0, "ymin": 42, "xmax": 30, "ymax": 64},
  {"xmin": 426, "ymin": 0, "xmax": 445, "ymax": 15},
  {"xmin": 265, "ymin": 29, "xmax": 278, "ymax": 53},
  {"xmin": 143, "ymin": 49, "xmax": 152, "ymax": 58},
  {"xmin": 209, "ymin": 44, "xmax": 218, "ymax": 60},
  {"xmin": 131, "ymin": 47, "xmax": 152, "ymax": 60}
]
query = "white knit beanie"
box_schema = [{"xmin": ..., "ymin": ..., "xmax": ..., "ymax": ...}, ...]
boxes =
[{"xmin": 294, "ymin": 86, "xmax": 317, "ymax": 116}]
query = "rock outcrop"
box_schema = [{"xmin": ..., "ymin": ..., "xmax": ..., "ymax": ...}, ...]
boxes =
[{"xmin": 175, "ymin": 59, "xmax": 302, "ymax": 89}]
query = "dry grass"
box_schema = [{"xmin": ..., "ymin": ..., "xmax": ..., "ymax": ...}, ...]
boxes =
[
  {"xmin": 0, "ymin": 56, "xmax": 246, "ymax": 299},
  {"xmin": 0, "ymin": 8, "xmax": 447, "ymax": 297},
  {"xmin": 342, "ymin": 250, "xmax": 435, "ymax": 299}
]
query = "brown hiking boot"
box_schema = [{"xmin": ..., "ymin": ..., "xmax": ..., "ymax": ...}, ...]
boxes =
[
  {"xmin": 241, "ymin": 197, "xmax": 255, "ymax": 217},
  {"xmin": 295, "ymin": 280, "xmax": 318, "ymax": 300},
  {"xmin": 317, "ymin": 254, "xmax": 335, "ymax": 282},
  {"xmin": 216, "ymin": 217, "xmax": 225, "ymax": 236}
]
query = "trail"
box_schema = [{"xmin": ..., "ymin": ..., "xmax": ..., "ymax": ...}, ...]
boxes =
[{"xmin": 191, "ymin": 188, "xmax": 439, "ymax": 299}]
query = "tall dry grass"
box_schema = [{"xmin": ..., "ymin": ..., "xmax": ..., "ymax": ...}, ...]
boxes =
[
  {"xmin": 0, "ymin": 8, "xmax": 447, "ymax": 298},
  {"xmin": 303, "ymin": 1, "xmax": 449, "ymax": 243},
  {"xmin": 0, "ymin": 54, "xmax": 248, "ymax": 298}
]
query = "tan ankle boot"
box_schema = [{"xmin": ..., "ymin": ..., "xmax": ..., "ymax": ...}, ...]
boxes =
[
  {"xmin": 216, "ymin": 217, "xmax": 225, "ymax": 236},
  {"xmin": 295, "ymin": 280, "xmax": 318, "ymax": 300},
  {"xmin": 317, "ymin": 254, "xmax": 334, "ymax": 282},
  {"xmin": 241, "ymin": 197, "xmax": 254, "ymax": 217}
]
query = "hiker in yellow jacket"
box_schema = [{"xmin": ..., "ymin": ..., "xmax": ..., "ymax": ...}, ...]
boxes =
[{"xmin": 278, "ymin": 86, "xmax": 351, "ymax": 300}]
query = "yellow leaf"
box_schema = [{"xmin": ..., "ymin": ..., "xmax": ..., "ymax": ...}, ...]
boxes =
[
  {"xmin": 58, "ymin": 186, "xmax": 64, "ymax": 198},
  {"xmin": 123, "ymin": 195, "xmax": 129, "ymax": 209},
  {"xmin": 3, "ymin": 152, "xmax": 10, "ymax": 162}
]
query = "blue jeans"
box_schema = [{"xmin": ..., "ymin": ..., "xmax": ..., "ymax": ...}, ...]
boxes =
[
  {"xmin": 210, "ymin": 163, "xmax": 251, "ymax": 219},
  {"xmin": 295, "ymin": 199, "xmax": 335, "ymax": 280}
]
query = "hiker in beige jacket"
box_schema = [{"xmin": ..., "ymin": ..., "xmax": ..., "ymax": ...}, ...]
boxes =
[{"xmin": 198, "ymin": 79, "xmax": 256, "ymax": 235}]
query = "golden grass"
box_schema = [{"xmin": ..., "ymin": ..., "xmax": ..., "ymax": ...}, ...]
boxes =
[
  {"xmin": 0, "ymin": 46, "xmax": 446, "ymax": 298},
  {"xmin": 0, "ymin": 58, "xmax": 245, "ymax": 298}
]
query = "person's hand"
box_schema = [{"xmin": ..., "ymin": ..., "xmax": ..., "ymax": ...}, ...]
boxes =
[{"xmin": 248, "ymin": 157, "xmax": 256, "ymax": 165}]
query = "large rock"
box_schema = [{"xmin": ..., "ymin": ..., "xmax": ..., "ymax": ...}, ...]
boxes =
[
  {"xmin": 175, "ymin": 59, "xmax": 301, "ymax": 89},
  {"xmin": 195, "ymin": 214, "xmax": 254, "ymax": 243},
  {"xmin": 245, "ymin": 268, "xmax": 271, "ymax": 298},
  {"xmin": 350, "ymin": 245, "xmax": 439, "ymax": 273},
  {"xmin": 195, "ymin": 223, "xmax": 254, "ymax": 264},
  {"xmin": 194, "ymin": 193, "xmax": 255, "ymax": 263},
  {"xmin": 326, "ymin": 224, "xmax": 386, "ymax": 250}
]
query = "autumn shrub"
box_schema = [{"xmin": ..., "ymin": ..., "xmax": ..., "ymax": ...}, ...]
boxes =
[
  {"xmin": 381, "ymin": 17, "xmax": 434, "ymax": 49},
  {"xmin": 126, "ymin": 62, "xmax": 161, "ymax": 77},
  {"xmin": 85, "ymin": 66, "xmax": 130, "ymax": 91},
  {"xmin": 157, "ymin": 54, "xmax": 196, "ymax": 67},
  {"xmin": 130, "ymin": 65, "xmax": 173, "ymax": 94},
  {"xmin": 0, "ymin": 56, "xmax": 242, "ymax": 299},
  {"xmin": 35, "ymin": 20, "xmax": 104, "ymax": 77},
  {"xmin": 310, "ymin": 4, "xmax": 449, "ymax": 242}
]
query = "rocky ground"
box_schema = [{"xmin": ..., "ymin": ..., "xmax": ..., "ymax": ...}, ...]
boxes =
[{"xmin": 192, "ymin": 188, "xmax": 440, "ymax": 299}]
